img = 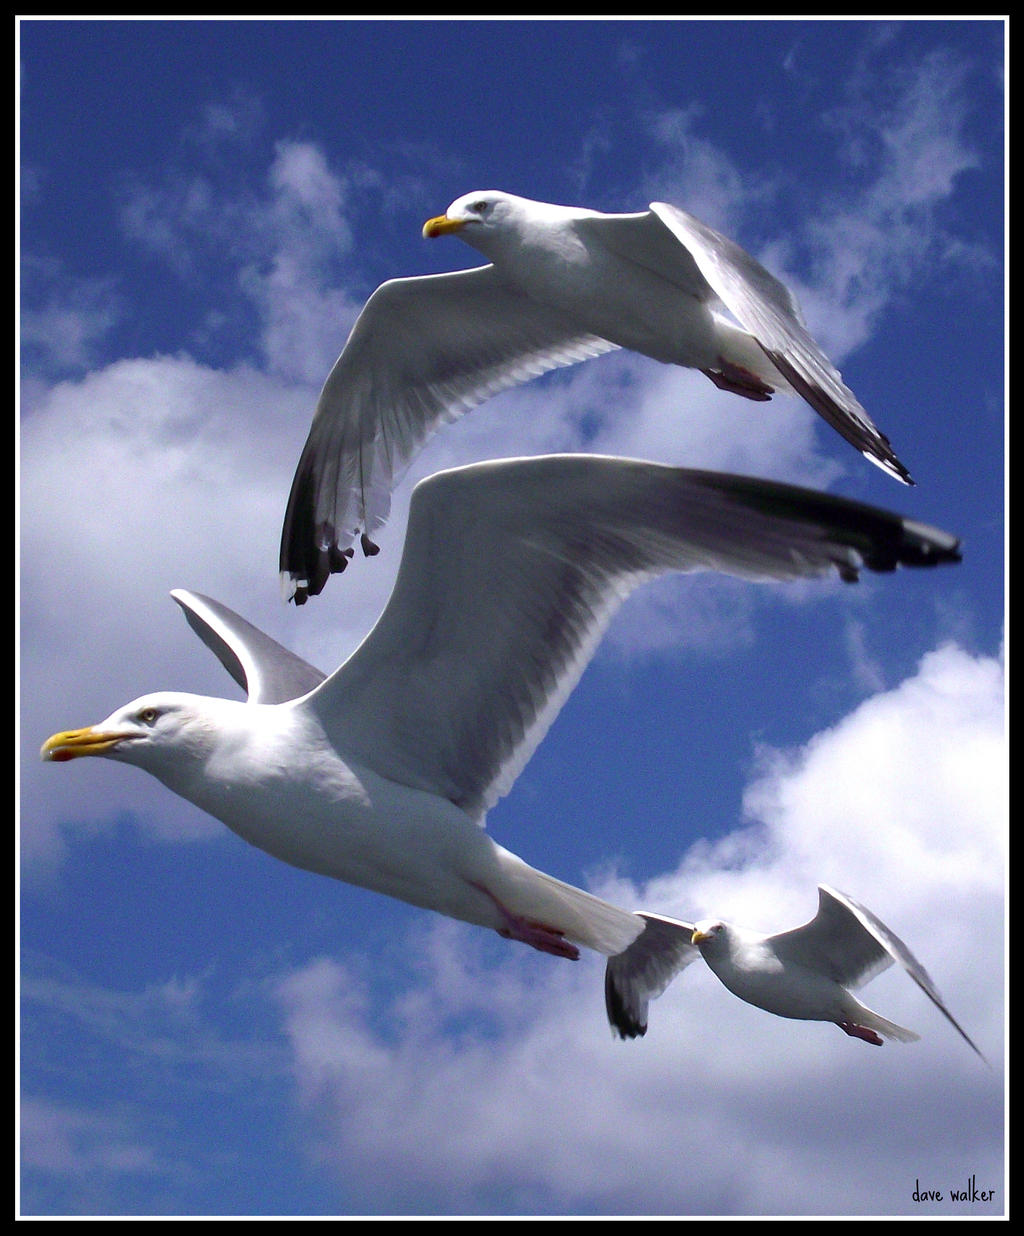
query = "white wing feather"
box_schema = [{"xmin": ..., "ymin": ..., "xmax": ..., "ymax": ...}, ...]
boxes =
[
  {"xmin": 280, "ymin": 267, "xmax": 617, "ymax": 601},
  {"xmin": 305, "ymin": 455, "xmax": 958, "ymax": 822}
]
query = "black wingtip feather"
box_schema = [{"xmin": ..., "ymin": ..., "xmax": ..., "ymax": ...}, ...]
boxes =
[
  {"xmin": 692, "ymin": 473, "xmax": 962, "ymax": 578},
  {"xmin": 764, "ymin": 349, "xmax": 916, "ymax": 486},
  {"xmin": 604, "ymin": 962, "xmax": 648, "ymax": 1041},
  {"xmin": 280, "ymin": 444, "xmax": 361, "ymax": 603}
]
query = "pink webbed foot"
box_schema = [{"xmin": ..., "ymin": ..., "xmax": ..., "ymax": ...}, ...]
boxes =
[
  {"xmin": 839, "ymin": 1020, "xmax": 884, "ymax": 1047},
  {"xmin": 472, "ymin": 883, "xmax": 580, "ymax": 960},
  {"xmin": 701, "ymin": 359, "xmax": 775, "ymax": 402}
]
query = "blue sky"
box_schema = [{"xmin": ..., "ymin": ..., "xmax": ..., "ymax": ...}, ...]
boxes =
[{"xmin": 19, "ymin": 17, "xmax": 1005, "ymax": 1218}]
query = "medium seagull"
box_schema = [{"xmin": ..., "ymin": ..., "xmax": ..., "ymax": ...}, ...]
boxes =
[
  {"xmin": 605, "ymin": 885, "xmax": 985, "ymax": 1059},
  {"xmin": 281, "ymin": 191, "xmax": 914, "ymax": 603},
  {"xmin": 44, "ymin": 455, "xmax": 958, "ymax": 963}
]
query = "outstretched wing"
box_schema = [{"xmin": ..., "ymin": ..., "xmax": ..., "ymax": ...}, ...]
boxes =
[
  {"xmin": 772, "ymin": 885, "xmax": 986, "ymax": 1060},
  {"xmin": 280, "ymin": 267, "xmax": 617, "ymax": 603},
  {"xmin": 171, "ymin": 589, "xmax": 326, "ymax": 705},
  {"xmin": 648, "ymin": 203, "xmax": 914, "ymax": 486},
  {"xmin": 305, "ymin": 454, "xmax": 960, "ymax": 822},
  {"xmin": 604, "ymin": 912, "xmax": 700, "ymax": 1039}
]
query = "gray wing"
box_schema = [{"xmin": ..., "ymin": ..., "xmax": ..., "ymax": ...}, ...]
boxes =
[
  {"xmin": 279, "ymin": 266, "xmax": 618, "ymax": 603},
  {"xmin": 772, "ymin": 885, "xmax": 986, "ymax": 1060},
  {"xmin": 648, "ymin": 203, "xmax": 914, "ymax": 486},
  {"xmin": 305, "ymin": 454, "xmax": 960, "ymax": 822},
  {"xmin": 170, "ymin": 589, "xmax": 326, "ymax": 705},
  {"xmin": 604, "ymin": 912, "xmax": 699, "ymax": 1040}
]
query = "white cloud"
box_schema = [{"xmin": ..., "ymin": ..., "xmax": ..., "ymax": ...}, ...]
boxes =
[
  {"xmin": 243, "ymin": 141, "xmax": 364, "ymax": 385},
  {"xmin": 269, "ymin": 141, "xmax": 350, "ymax": 234},
  {"xmin": 269, "ymin": 641, "xmax": 1004, "ymax": 1215},
  {"xmin": 585, "ymin": 355, "xmax": 841, "ymax": 488},
  {"xmin": 19, "ymin": 354, "xmax": 323, "ymax": 859}
]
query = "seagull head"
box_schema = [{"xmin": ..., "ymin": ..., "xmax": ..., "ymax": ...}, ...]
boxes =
[
  {"xmin": 41, "ymin": 691, "xmax": 223, "ymax": 781},
  {"xmin": 691, "ymin": 919, "xmax": 728, "ymax": 955},
  {"xmin": 422, "ymin": 191, "xmax": 530, "ymax": 258}
]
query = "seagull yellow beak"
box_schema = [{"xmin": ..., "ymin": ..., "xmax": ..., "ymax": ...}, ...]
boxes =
[
  {"xmin": 40, "ymin": 727, "xmax": 130, "ymax": 762},
  {"xmin": 422, "ymin": 214, "xmax": 466, "ymax": 239},
  {"xmin": 691, "ymin": 929, "xmax": 711, "ymax": 945}
]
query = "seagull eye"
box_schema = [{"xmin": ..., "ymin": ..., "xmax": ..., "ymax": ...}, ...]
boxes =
[
  {"xmin": 472, "ymin": 200, "xmax": 490, "ymax": 214},
  {"xmin": 138, "ymin": 707, "xmax": 159, "ymax": 725}
]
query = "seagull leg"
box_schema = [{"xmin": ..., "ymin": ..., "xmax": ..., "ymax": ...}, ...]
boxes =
[
  {"xmin": 471, "ymin": 883, "xmax": 580, "ymax": 960},
  {"xmin": 838, "ymin": 1020, "xmax": 884, "ymax": 1047},
  {"xmin": 701, "ymin": 360, "xmax": 775, "ymax": 402}
]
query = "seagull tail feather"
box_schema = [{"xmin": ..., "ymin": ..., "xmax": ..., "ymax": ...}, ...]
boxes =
[
  {"xmin": 506, "ymin": 863, "xmax": 646, "ymax": 957},
  {"xmin": 850, "ymin": 1001, "xmax": 921, "ymax": 1044},
  {"xmin": 712, "ymin": 317, "xmax": 795, "ymax": 393}
]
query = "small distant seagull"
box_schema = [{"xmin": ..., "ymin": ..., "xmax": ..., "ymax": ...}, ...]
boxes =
[
  {"xmin": 605, "ymin": 884, "xmax": 985, "ymax": 1060},
  {"xmin": 44, "ymin": 456, "xmax": 957, "ymax": 967},
  {"xmin": 282, "ymin": 190, "xmax": 913, "ymax": 602}
]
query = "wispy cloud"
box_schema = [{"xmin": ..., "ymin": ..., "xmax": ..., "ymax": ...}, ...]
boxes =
[
  {"xmin": 781, "ymin": 47, "xmax": 992, "ymax": 359},
  {"xmin": 638, "ymin": 44, "xmax": 993, "ymax": 369},
  {"xmin": 20, "ymin": 957, "xmax": 291, "ymax": 1214},
  {"xmin": 19, "ymin": 256, "xmax": 121, "ymax": 378}
]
